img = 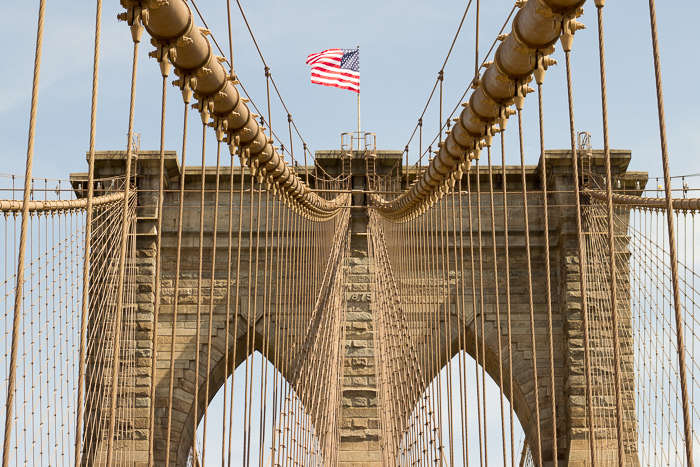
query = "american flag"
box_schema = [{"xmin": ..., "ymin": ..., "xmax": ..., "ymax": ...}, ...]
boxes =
[{"xmin": 305, "ymin": 48, "xmax": 360, "ymax": 93}]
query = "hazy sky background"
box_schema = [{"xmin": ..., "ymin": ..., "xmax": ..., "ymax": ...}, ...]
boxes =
[
  {"xmin": 1, "ymin": 1, "xmax": 699, "ymax": 189},
  {"xmin": 1, "ymin": 0, "xmax": 700, "ymax": 464}
]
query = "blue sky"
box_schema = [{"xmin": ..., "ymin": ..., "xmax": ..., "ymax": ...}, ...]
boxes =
[
  {"xmin": 1, "ymin": 1, "xmax": 699, "ymax": 189},
  {"xmin": 2, "ymin": 0, "xmax": 700, "ymax": 464}
]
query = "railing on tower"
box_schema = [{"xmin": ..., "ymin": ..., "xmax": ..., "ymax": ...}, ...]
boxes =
[{"xmin": 341, "ymin": 131, "xmax": 376, "ymax": 154}]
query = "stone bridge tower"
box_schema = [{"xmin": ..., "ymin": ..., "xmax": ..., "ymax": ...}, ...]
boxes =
[{"xmin": 73, "ymin": 147, "xmax": 646, "ymax": 466}]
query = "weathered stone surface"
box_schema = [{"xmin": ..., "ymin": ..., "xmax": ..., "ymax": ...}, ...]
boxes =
[{"xmin": 81, "ymin": 149, "xmax": 642, "ymax": 466}]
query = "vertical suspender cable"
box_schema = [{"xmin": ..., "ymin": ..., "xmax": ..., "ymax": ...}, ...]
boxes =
[
  {"xmin": 221, "ymin": 24, "xmax": 237, "ymax": 462},
  {"xmin": 439, "ymin": 71, "xmax": 444, "ymax": 145},
  {"xmin": 106, "ymin": 37, "xmax": 140, "ymax": 467},
  {"xmin": 500, "ymin": 131, "xmax": 516, "ymax": 467},
  {"xmin": 222, "ymin": 149, "xmax": 235, "ymax": 466},
  {"xmin": 466, "ymin": 173, "xmax": 484, "ymax": 467},
  {"xmin": 193, "ymin": 122, "xmax": 208, "ymax": 461},
  {"xmin": 474, "ymin": 0, "xmax": 480, "ymax": 79},
  {"xmin": 272, "ymin": 198, "xmax": 288, "ymax": 467},
  {"xmin": 226, "ymin": 0, "xmax": 235, "ymax": 72},
  {"xmin": 564, "ymin": 50, "xmax": 596, "ymax": 465},
  {"xmin": 647, "ymin": 0, "xmax": 694, "ymax": 464},
  {"xmin": 165, "ymin": 100, "xmax": 190, "ymax": 467},
  {"xmin": 457, "ymin": 175, "xmax": 471, "ymax": 466},
  {"xmin": 269, "ymin": 188, "xmax": 283, "ymax": 466},
  {"xmin": 517, "ymin": 109, "xmax": 542, "ymax": 467},
  {"xmin": 227, "ymin": 155, "xmax": 246, "ymax": 467},
  {"xmin": 435, "ymin": 201, "xmax": 446, "ymax": 462},
  {"xmin": 289, "ymin": 115, "xmax": 302, "ymax": 184},
  {"xmin": 405, "ymin": 147, "xmax": 409, "ymax": 185},
  {"xmin": 536, "ymin": 81, "xmax": 558, "ymax": 466},
  {"xmin": 440, "ymin": 179, "xmax": 455, "ymax": 466},
  {"xmin": 2, "ymin": 0, "xmax": 46, "ymax": 467},
  {"xmin": 438, "ymin": 64, "xmax": 448, "ymax": 464},
  {"xmin": 486, "ymin": 145, "xmax": 507, "ymax": 467},
  {"xmin": 4, "ymin": 0, "xmax": 46, "ymax": 464},
  {"xmin": 475, "ymin": 159, "xmax": 490, "ymax": 467},
  {"xmin": 450, "ymin": 179, "xmax": 465, "ymax": 466},
  {"xmin": 75, "ymin": 0, "xmax": 102, "ymax": 464},
  {"xmin": 202, "ymin": 140, "xmax": 223, "ymax": 465},
  {"xmin": 247, "ymin": 176, "xmax": 262, "ymax": 467},
  {"xmin": 594, "ymin": 4, "xmax": 625, "ymax": 464},
  {"xmin": 419, "ymin": 120, "xmax": 423, "ymax": 168},
  {"xmin": 259, "ymin": 78, "xmax": 274, "ymax": 466},
  {"xmin": 257, "ymin": 189, "xmax": 272, "ymax": 467},
  {"xmin": 242, "ymin": 171, "xmax": 255, "ymax": 467},
  {"xmin": 265, "ymin": 67, "xmax": 272, "ymax": 135},
  {"xmin": 148, "ymin": 72, "xmax": 169, "ymax": 467}
]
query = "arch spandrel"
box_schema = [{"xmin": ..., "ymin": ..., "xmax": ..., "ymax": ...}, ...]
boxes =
[
  {"xmin": 384, "ymin": 280, "xmax": 550, "ymax": 464},
  {"xmin": 151, "ymin": 280, "xmax": 341, "ymax": 466},
  {"xmin": 79, "ymin": 150, "xmax": 641, "ymax": 465}
]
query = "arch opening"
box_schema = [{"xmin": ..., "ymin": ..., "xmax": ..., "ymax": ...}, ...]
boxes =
[
  {"xmin": 188, "ymin": 350, "xmax": 324, "ymax": 467},
  {"xmin": 396, "ymin": 350, "xmax": 527, "ymax": 467}
]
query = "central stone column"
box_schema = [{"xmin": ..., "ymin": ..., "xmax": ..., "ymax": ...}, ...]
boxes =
[
  {"xmin": 339, "ymin": 207, "xmax": 381, "ymax": 465},
  {"xmin": 337, "ymin": 149, "xmax": 383, "ymax": 466}
]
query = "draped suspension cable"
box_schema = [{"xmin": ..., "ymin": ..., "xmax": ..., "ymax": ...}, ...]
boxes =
[
  {"xmin": 106, "ymin": 33, "xmax": 140, "ymax": 467},
  {"xmin": 485, "ymin": 145, "xmax": 508, "ymax": 466},
  {"xmin": 563, "ymin": 45, "xmax": 597, "ymax": 465},
  {"xmin": 535, "ymin": 76, "xmax": 559, "ymax": 466},
  {"xmin": 4, "ymin": 1, "xmax": 47, "ymax": 462},
  {"xmin": 5, "ymin": 1, "xmax": 700, "ymax": 465},
  {"xmin": 516, "ymin": 108, "xmax": 542, "ymax": 467},
  {"xmin": 147, "ymin": 68, "xmax": 169, "ymax": 467},
  {"xmin": 647, "ymin": 0, "xmax": 694, "ymax": 463},
  {"xmin": 164, "ymin": 99, "xmax": 190, "ymax": 467},
  {"xmin": 594, "ymin": 4, "xmax": 626, "ymax": 464},
  {"xmin": 74, "ymin": 0, "xmax": 102, "ymax": 463},
  {"xmin": 500, "ymin": 130, "xmax": 516, "ymax": 467}
]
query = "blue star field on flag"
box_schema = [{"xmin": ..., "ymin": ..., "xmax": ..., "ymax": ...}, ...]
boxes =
[
  {"xmin": 305, "ymin": 48, "xmax": 360, "ymax": 93},
  {"xmin": 339, "ymin": 49, "xmax": 359, "ymax": 72}
]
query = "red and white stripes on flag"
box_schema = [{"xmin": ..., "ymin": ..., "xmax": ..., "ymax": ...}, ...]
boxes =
[{"xmin": 305, "ymin": 48, "xmax": 360, "ymax": 93}]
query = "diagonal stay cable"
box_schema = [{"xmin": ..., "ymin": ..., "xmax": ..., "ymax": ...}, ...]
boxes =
[
  {"xmin": 402, "ymin": 4, "xmax": 515, "ymax": 154},
  {"xmin": 402, "ymin": 0, "xmax": 474, "ymax": 152},
  {"xmin": 229, "ymin": 0, "xmax": 331, "ymax": 177},
  {"xmin": 186, "ymin": 1, "xmax": 295, "ymax": 161},
  {"xmin": 190, "ymin": 0, "xmax": 329, "ymax": 176},
  {"xmin": 396, "ymin": 5, "xmax": 517, "ymax": 180}
]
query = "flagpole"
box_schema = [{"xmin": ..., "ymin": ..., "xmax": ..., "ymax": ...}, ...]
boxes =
[{"xmin": 357, "ymin": 46, "xmax": 361, "ymax": 140}]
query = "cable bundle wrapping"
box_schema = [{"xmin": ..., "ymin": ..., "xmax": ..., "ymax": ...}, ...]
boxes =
[
  {"xmin": 120, "ymin": 0, "xmax": 348, "ymax": 221},
  {"xmin": 371, "ymin": 0, "xmax": 585, "ymax": 221}
]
